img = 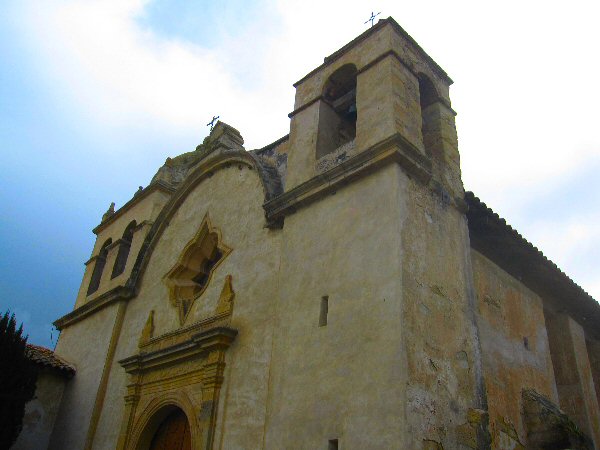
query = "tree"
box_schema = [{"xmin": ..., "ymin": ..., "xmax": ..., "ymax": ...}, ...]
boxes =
[{"xmin": 0, "ymin": 311, "xmax": 38, "ymax": 449}]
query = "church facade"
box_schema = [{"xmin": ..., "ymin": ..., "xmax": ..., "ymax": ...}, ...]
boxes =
[{"xmin": 45, "ymin": 18, "xmax": 600, "ymax": 449}]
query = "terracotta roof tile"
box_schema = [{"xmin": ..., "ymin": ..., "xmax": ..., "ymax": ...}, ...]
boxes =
[{"xmin": 26, "ymin": 344, "xmax": 76, "ymax": 377}]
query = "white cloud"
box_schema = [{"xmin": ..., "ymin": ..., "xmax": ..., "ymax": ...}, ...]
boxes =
[{"xmin": 15, "ymin": 0, "xmax": 291, "ymax": 148}]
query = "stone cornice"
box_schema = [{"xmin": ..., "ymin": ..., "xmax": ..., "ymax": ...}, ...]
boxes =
[
  {"xmin": 263, "ymin": 133, "xmax": 432, "ymax": 225},
  {"xmin": 53, "ymin": 286, "xmax": 134, "ymax": 330},
  {"xmin": 93, "ymin": 181, "xmax": 175, "ymax": 235},
  {"xmin": 119, "ymin": 326, "xmax": 238, "ymax": 374}
]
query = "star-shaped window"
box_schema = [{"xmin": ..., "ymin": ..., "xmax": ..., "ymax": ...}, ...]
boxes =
[{"xmin": 164, "ymin": 215, "xmax": 231, "ymax": 324}]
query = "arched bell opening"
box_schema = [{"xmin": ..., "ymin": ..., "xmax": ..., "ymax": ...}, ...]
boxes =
[
  {"xmin": 111, "ymin": 220, "xmax": 137, "ymax": 279},
  {"xmin": 87, "ymin": 238, "xmax": 112, "ymax": 296},
  {"xmin": 316, "ymin": 64, "xmax": 358, "ymax": 159}
]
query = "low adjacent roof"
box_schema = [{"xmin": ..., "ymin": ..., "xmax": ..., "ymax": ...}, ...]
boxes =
[
  {"xmin": 26, "ymin": 344, "xmax": 76, "ymax": 378},
  {"xmin": 465, "ymin": 191, "xmax": 600, "ymax": 339}
]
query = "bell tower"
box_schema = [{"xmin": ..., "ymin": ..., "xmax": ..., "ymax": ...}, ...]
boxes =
[
  {"xmin": 266, "ymin": 18, "xmax": 490, "ymax": 449},
  {"xmin": 284, "ymin": 17, "xmax": 462, "ymax": 201}
]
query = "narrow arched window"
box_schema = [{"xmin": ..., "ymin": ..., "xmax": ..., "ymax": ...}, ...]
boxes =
[
  {"xmin": 316, "ymin": 64, "xmax": 358, "ymax": 159},
  {"xmin": 418, "ymin": 74, "xmax": 438, "ymax": 156},
  {"xmin": 87, "ymin": 238, "xmax": 112, "ymax": 296},
  {"xmin": 111, "ymin": 220, "xmax": 136, "ymax": 279}
]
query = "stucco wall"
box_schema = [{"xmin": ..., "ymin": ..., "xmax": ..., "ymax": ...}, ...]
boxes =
[
  {"xmin": 472, "ymin": 250, "xmax": 558, "ymax": 448},
  {"xmin": 12, "ymin": 370, "xmax": 67, "ymax": 450},
  {"xmin": 264, "ymin": 164, "xmax": 407, "ymax": 449}
]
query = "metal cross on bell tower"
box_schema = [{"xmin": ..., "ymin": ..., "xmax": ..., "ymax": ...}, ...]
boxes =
[
  {"xmin": 207, "ymin": 115, "xmax": 220, "ymax": 131},
  {"xmin": 364, "ymin": 11, "xmax": 381, "ymax": 27}
]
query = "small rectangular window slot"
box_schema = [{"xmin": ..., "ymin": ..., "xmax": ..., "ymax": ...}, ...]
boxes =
[
  {"xmin": 328, "ymin": 439, "xmax": 339, "ymax": 450},
  {"xmin": 319, "ymin": 296, "xmax": 329, "ymax": 327}
]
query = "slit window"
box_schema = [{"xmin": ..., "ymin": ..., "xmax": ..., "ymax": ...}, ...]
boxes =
[{"xmin": 319, "ymin": 296, "xmax": 329, "ymax": 327}]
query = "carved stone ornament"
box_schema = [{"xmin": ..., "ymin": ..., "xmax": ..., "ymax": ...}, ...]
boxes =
[
  {"xmin": 138, "ymin": 310, "xmax": 154, "ymax": 347},
  {"xmin": 215, "ymin": 275, "xmax": 235, "ymax": 315},
  {"xmin": 101, "ymin": 202, "xmax": 115, "ymax": 222},
  {"xmin": 164, "ymin": 214, "xmax": 232, "ymax": 325},
  {"xmin": 117, "ymin": 324, "xmax": 238, "ymax": 450}
]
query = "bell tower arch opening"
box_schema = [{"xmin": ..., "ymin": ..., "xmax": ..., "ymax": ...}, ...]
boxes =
[
  {"xmin": 316, "ymin": 64, "xmax": 358, "ymax": 159},
  {"xmin": 111, "ymin": 220, "xmax": 136, "ymax": 279},
  {"xmin": 87, "ymin": 238, "xmax": 112, "ymax": 296}
]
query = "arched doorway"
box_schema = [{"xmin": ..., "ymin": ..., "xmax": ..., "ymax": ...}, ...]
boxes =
[{"xmin": 148, "ymin": 409, "xmax": 191, "ymax": 450}]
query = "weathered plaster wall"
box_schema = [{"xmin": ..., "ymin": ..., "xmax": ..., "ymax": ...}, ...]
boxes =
[
  {"xmin": 285, "ymin": 100, "xmax": 320, "ymax": 190},
  {"xmin": 389, "ymin": 56, "xmax": 422, "ymax": 151},
  {"xmin": 545, "ymin": 312, "xmax": 600, "ymax": 447},
  {"xmin": 587, "ymin": 338, "xmax": 600, "ymax": 412},
  {"xmin": 90, "ymin": 164, "xmax": 282, "ymax": 450},
  {"xmin": 400, "ymin": 181, "xmax": 483, "ymax": 449},
  {"xmin": 49, "ymin": 302, "xmax": 120, "ymax": 449},
  {"xmin": 264, "ymin": 164, "xmax": 407, "ymax": 449},
  {"xmin": 355, "ymin": 55, "xmax": 421, "ymax": 153},
  {"xmin": 13, "ymin": 370, "xmax": 67, "ymax": 450},
  {"xmin": 472, "ymin": 250, "xmax": 558, "ymax": 449}
]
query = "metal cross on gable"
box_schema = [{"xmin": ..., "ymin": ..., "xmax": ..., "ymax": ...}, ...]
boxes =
[
  {"xmin": 365, "ymin": 11, "xmax": 381, "ymax": 27},
  {"xmin": 207, "ymin": 115, "xmax": 220, "ymax": 131}
]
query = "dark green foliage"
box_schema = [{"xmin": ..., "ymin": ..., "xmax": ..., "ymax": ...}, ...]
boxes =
[{"xmin": 0, "ymin": 311, "xmax": 38, "ymax": 450}]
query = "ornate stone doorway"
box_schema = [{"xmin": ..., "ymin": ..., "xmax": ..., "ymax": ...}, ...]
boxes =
[
  {"xmin": 149, "ymin": 409, "xmax": 191, "ymax": 450},
  {"xmin": 116, "ymin": 265, "xmax": 238, "ymax": 450}
]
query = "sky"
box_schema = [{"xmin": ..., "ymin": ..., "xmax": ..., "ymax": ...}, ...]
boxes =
[{"xmin": 1, "ymin": 0, "xmax": 599, "ymax": 348}]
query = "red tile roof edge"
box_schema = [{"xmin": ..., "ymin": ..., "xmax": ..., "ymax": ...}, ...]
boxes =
[{"xmin": 26, "ymin": 344, "xmax": 76, "ymax": 377}]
